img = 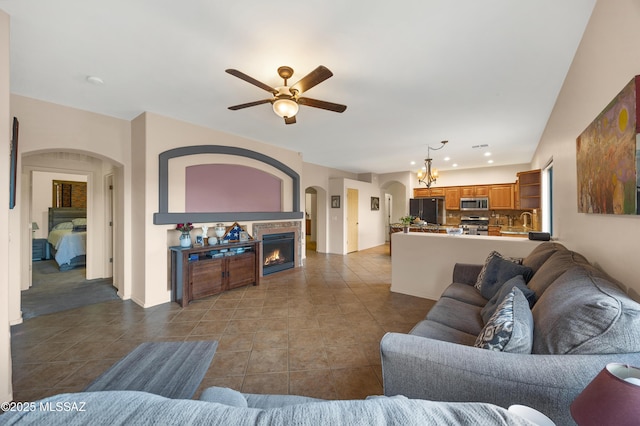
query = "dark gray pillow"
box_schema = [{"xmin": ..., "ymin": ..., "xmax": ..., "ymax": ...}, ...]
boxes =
[
  {"xmin": 474, "ymin": 287, "xmax": 534, "ymax": 353},
  {"xmin": 481, "ymin": 275, "xmax": 536, "ymax": 324},
  {"xmin": 474, "ymin": 251, "xmax": 523, "ymax": 290},
  {"xmin": 478, "ymin": 255, "xmax": 533, "ymax": 300}
]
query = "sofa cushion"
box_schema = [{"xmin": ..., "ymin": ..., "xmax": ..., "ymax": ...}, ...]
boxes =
[
  {"xmin": 477, "ymin": 255, "xmax": 533, "ymax": 300},
  {"xmin": 526, "ymin": 250, "xmax": 590, "ymax": 298},
  {"xmin": 531, "ymin": 265, "xmax": 640, "ymax": 355},
  {"xmin": 474, "ymin": 287, "xmax": 533, "ymax": 353},
  {"xmin": 440, "ymin": 283, "xmax": 488, "ymax": 307},
  {"xmin": 522, "ymin": 242, "xmax": 567, "ymax": 273},
  {"xmin": 474, "ymin": 251, "xmax": 524, "ymax": 290},
  {"xmin": 481, "ymin": 275, "xmax": 537, "ymax": 324},
  {"xmin": 409, "ymin": 320, "xmax": 478, "ymax": 346},
  {"xmin": 425, "ymin": 297, "xmax": 484, "ymax": 336}
]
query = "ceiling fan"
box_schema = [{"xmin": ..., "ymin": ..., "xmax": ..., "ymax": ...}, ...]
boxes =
[{"xmin": 225, "ymin": 65, "xmax": 347, "ymax": 125}]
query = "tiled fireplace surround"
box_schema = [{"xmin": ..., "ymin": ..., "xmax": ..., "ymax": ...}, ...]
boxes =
[{"xmin": 253, "ymin": 221, "xmax": 303, "ymax": 276}]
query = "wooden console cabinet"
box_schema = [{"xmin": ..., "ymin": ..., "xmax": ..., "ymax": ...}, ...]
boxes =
[{"xmin": 170, "ymin": 240, "xmax": 261, "ymax": 307}]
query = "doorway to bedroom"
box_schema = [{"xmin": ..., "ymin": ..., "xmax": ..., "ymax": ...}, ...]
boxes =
[{"xmin": 20, "ymin": 154, "xmax": 120, "ymax": 319}]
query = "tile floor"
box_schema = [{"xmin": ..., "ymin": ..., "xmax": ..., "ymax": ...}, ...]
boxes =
[{"xmin": 10, "ymin": 244, "xmax": 435, "ymax": 402}]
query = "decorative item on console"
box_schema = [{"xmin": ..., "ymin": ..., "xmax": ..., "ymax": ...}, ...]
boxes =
[
  {"xmin": 176, "ymin": 222, "xmax": 194, "ymax": 248},
  {"xmin": 221, "ymin": 222, "xmax": 253, "ymax": 242}
]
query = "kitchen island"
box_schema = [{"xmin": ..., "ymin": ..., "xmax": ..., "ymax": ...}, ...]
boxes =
[{"xmin": 391, "ymin": 232, "xmax": 543, "ymax": 300}]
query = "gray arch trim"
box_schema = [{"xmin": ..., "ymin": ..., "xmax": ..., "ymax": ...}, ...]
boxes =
[{"xmin": 153, "ymin": 145, "xmax": 302, "ymax": 224}]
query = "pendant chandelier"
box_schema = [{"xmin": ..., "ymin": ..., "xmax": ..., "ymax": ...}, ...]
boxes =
[{"xmin": 417, "ymin": 140, "xmax": 448, "ymax": 188}]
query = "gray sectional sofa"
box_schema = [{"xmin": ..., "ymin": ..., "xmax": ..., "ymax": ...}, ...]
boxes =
[{"xmin": 381, "ymin": 242, "xmax": 640, "ymax": 425}]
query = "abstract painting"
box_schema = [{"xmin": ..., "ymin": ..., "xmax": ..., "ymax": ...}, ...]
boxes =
[{"xmin": 576, "ymin": 75, "xmax": 640, "ymax": 214}]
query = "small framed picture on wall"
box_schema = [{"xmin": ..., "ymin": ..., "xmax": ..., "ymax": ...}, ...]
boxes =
[
  {"xmin": 371, "ymin": 197, "xmax": 380, "ymax": 211},
  {"xmin": 331, "ymin": 195, "xmax": 340, "ymax": 208}
]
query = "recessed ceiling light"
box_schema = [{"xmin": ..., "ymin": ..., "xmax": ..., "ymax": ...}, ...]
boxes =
[
  {"xmin": 488, "ymin": 159, "xmax": 494, "ymax": 164},
  {"xmin": 410, "ymin": 161, "xmax": 416, "ymax": 166},
  {"xmin": 444, "ymin": 157, "xmax": 450, "ymax": 161},
  {"xmin": 86, "ymin": 75, "xmax": 104, "ymax": 85},
  {"xmin": 484, "ymin": 152, "xmax": 492, "ymax": 157},
  {"xmin": 452, "ymin": 163, "xmax": 458, "ymax": 167}
]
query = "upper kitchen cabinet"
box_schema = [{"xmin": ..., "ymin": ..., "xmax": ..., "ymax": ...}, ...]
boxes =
[
  {"xmin": 517, "ymin": 169, "xmax": 541, "ymax": 209},
  {"xmin": 445, "ymin": 187, "xmax": 460, "ymax": 210},
  {"xmin": 460, "ymin": 185, "xmax": 489, "ymax": 197},
  {"xmin": 489, "ymin": 184, "xmax": 514, "ymax": 210},
  {"xmin": 413, "ymin": 187, "xmax": 445, "ymax": 198}
]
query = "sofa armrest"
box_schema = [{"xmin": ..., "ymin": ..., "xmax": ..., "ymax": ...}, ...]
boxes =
[
  {"xmin": 380, "ymin": 332, "xmax": 640, "ymax": 426},
  {"xmin": 452, "ymin": 263, "xmax": 483, "ymax": 286}
]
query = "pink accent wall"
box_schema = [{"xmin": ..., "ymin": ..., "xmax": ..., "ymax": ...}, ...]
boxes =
[{"xmin": 186, "ymin": 164, "xmax": 282, "ymax": 212}]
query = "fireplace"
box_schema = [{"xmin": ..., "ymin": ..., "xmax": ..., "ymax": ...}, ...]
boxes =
[{"xmin": 262, "ymin": 232, "xmax": 295, "ymax": 275}]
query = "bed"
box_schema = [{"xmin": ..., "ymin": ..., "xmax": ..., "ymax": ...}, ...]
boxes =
[{"xmin": 47, "ymin": 207, "xmax": 87, "ymax": 271}]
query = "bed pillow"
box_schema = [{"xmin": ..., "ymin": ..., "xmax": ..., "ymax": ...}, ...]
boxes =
[
  {"xmin": 72, "ymin": 218, "xmax": 87, "ymax": 226},
  {"xmin": 474, "ymin": 251, "xmax": 523, "ymax": 290},
  {"xmin": 474, "ymin": 287, "xmax": 534, "ymax": 353},
  {"xmin": 481, "ymin": 275, "xmax": 536, "ymax": 324},
  {"xmin": 477, "ymin": 255, "xmax": 533, "ymax": 300},
  {"xmin": 53, "ymin": 222, "xmax": 74, "ymax": 230}
]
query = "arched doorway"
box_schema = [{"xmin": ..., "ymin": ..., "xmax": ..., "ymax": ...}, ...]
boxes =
[{"xmin": 19, "ymin": 150, "xmax": 125, "ymax": 319}]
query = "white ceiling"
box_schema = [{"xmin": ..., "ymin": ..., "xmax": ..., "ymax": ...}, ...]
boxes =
[{"xmin": 0, "ymin": 0, "xmax": 596, "ymax": 174}]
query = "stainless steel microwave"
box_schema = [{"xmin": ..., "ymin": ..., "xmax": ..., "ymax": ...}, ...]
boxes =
[{"xmin": 460, "ymin": 197, "xmax": 489, "ymax": 211}]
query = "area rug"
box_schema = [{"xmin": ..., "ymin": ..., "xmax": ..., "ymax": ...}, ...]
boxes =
[{"xmin": 84, "ymin": 340, "xmax": 218, "ymax": 399}]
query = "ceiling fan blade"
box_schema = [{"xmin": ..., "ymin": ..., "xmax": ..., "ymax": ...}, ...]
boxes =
[
  {"xmin": 290, "ymin": 66, "xmax": 333, "ymax": 94},
  {"xmin": 284, "ymin": 116, "xmax": 296, "ymax": 125},
  {"xmin": 225, "ymin": 69, "xmax": 278, "ymax": 94},
  {"xmin": 228, "ymin": 99, "xmax": 272, "ymax": 110},
  {"xmin": 298, "ymin": 97, "xmax": 347, "ymax": 113}
]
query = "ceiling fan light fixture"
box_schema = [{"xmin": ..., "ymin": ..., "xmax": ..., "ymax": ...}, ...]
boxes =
[{"xmin": 273, "ymin": 98, "xmax": 299, "ymax": 118}]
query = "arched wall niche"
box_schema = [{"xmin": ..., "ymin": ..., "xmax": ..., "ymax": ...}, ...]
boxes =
[{"xmin": 154, "ymin": 145, "xmax": 303, "ymax": 224}]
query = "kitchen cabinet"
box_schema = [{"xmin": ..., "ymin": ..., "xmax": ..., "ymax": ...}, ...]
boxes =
[
  {"xmin": 460, "ymin": 185, "xmax": 489, "ymax": 197},
  {"xmin": 489, "ymin": 184, "xmax": 514, "ymax": 210},
  {"xmin": 517, "ymin": 169, "xmax": 541, "ymax": 209},
  {"xmin": 413, "ymin": 187, "xmax": 445, "ymax": 198},
  {"xmin": 488, "ymin": 225, "xmax": 501, "ymax": 236},
  {"xmin": 170, "ymin": 240, "xmax": 261, "ymax": 307},
  {"xmin": 445, "ymin": 187, "xmax": 460, "ymax": 210}
]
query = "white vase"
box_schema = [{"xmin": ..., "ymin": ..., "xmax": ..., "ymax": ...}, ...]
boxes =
[{"xmin": 180, "ymin": 232, "xmax": 192, "ymax": 248}]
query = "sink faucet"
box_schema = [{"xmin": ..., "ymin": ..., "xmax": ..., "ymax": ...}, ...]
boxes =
[{"xmin": 520, "ymin": 212, "xmax": 533, "ymax": 229}]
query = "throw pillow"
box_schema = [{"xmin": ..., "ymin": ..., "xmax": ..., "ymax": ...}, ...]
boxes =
[
  {"xmin": 481, "ymin": 275, "xmax": 536, "ymax": 324},
  {"xmin": 474, "ymin": 287, "xmax": 534, "ymax": 353},
  {"xmin": 478, "ymin": 255, "xmax": 533, "ymax": 300},
  {"xmin": 474, "ymin": 251, "xmax": 523, "ymax": 290}
]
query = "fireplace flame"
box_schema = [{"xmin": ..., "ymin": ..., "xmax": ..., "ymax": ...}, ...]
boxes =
[{"xmin": 264, "ymin": 249, "xmax": 281, "ymax": 266}]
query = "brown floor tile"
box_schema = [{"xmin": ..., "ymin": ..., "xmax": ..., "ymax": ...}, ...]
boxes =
[
  {"xmin": 241, "ymin": 372, "xmax": 288, "ymax": 394},
  {"xmin": 289, "ymin": 369, "xmax": 337, "ymax": 399},
  {"xmin": 12, "ymin": 245, "xmax": 436, "ymax": 403}
]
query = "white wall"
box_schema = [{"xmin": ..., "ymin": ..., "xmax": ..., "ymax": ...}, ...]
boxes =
[
  {"xmin": 0, "ymin": 8, "xmax": 13, "ymax": 404},
  {"xmin": 303, "ymin": 162, "xmax": 357, "ymax": 254},
  {"xmin": 31, "ymin": 171, "xmax": 87, "ymax": 239},
  {"xmin": 531, "ymin": 0, "xmax": 640, "ymax": 299},
  {"xmin": 416, "ymin": 163, "xmax": 528, "ymax": 189}
]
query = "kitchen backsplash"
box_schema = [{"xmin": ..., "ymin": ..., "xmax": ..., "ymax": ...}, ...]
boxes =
[{"xmin": 444, "ymin": 209, "xmax": 541, "ymax": 230}]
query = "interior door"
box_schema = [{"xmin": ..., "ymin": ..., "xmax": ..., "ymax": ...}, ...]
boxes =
[{"xmin": 346, "ymin": 188, "xmax": 358, "ymax": 253}]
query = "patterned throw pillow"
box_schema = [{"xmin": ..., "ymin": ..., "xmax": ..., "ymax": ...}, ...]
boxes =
[
  {"xmin": 474, "ymin": 287, "xmax": 534, "ymax": 353},
  {"xmin": 474, "ymin": 251, "xmax": 523, "ymax": 290}
]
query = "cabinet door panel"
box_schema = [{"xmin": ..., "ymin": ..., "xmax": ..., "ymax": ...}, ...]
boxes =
[
  {"xmin": 445, "ymin": 187, "xmax": 460, "ymax": 210},
  {"xmin": 190, "ymin": 259, "xmax": 224, "ymax": 299},
  {"xmin": 228, "ymin": 254, "xmax": 256, "ymax": 289},
  {"xmin": 489, "ymin": 185, "xmax": 514, "ymax": 209}
]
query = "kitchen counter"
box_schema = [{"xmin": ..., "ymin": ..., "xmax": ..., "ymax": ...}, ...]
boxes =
[
  {"xmin": 391, "ymin": 232, "xmax": 543, "ymax": 300},
  {"xmin": 499, "ymin": 227, "xmax": 531, "ymax": 237}
]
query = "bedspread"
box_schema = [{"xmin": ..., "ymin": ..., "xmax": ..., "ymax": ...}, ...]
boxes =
[{"xmin": 48, "ymin": 230, "xmax": 86, "ymax": 265}]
